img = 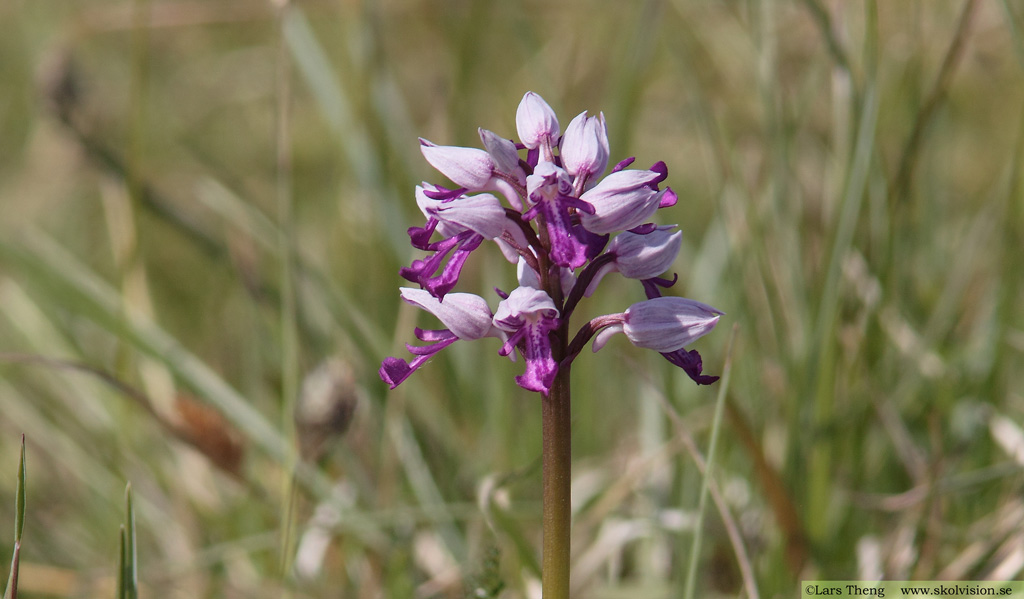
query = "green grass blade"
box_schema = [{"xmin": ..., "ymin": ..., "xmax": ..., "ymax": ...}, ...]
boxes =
[
  {"xmin": 4, "ymin": 231, "xmax": 288, "ymax": 462},
  {"xmin": 683, "ymin": 326, "xmax": 738, "ymax": 599},
  {"xmin": 13, "ymin": 436, "xmax": 24, "ymax": 550},
  {"xmin": 2, "ymin": 435, "xmax": 26, "ymax": 599},
  {"xmin": 807, "ymin": 80, "xmax": 880, "ymax": 542},
  {"xmin": 282, "ymin": 6, "xmax": 410, "ymax": 257},
  {"xmin": 122, "ymin": 484, "xmax": 138, "ymax": 599},
  {"xmin": 388, "ymin": 415, "xmax": 466, "ymax": 562},
  {"xmin": 116, "ymin": 525, "xmax": 126, "ymax": 599},
  {"xmin": 1, "ymin": 548, "xmax": 16, "ymax": 599}
]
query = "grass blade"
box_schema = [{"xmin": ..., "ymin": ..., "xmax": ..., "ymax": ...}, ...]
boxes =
[
  {"xmin": 2, "ymin": 435, "xmax": 26, "ymax": 599},
  {"xmin": 0, "ymin": 231, "xmax": 391, "ymax": 547},
  {"xmin": 807, "ymin": 80, "xmax": 880, "ymax": 541},
  {"xmin": 13, "ymin": 437, "xmax": 24, "ymax": 557},
  {"xmin": 119, "ymin": 484, "xmax": 138, "ymax": 599},
  {"xmin": 115, "ymin": 525, "xmax": 126, "ymax": 599},
  {"xmin": 683, "ymin": 325, "xmax": 741, "ymax": 599}
]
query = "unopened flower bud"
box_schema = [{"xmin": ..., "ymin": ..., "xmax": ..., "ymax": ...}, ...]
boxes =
[
  {"xmin": 516, "ymin": 91, "xmax": 560, "ymax": 151},
  {"xmin": 622, "ymin": 297, "xmax": 722, "ymax": 352},
  {"xmin": 561, "ymin": 111, "xmax": 609, "ymax": 182}
]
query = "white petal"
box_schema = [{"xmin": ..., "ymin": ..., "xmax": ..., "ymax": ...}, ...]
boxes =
[
  {"xmin": 609, "ymin": 226, "xmax": 682, "ymax": 279},
  {"xmin": 420, "ymin": 139, "xmax": 494, "ymax": 189},
  {"xmin": 515, "ymin": 92, "xmax": 560, "ymax": 150},
  {"xmin": 430, "ymin": 193, "xmax": 507, "ymax": 239},
  {"xmin": 591, "ymin": 323, "xmax": 624, "ymax": 352},
  {"xmin": 623, "ymin": 297, "xmax": 723, "ymax": 352},
  {"xmin": 400, "ymin": 288, "xmax": 497, "ymax": 340}
]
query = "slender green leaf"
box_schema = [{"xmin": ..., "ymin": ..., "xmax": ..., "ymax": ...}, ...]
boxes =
[
  {"xmin": 116, "ymin": 525, "xmax": 126, "ymax": 599},
  {"xmin": 122, "ymin": 484, "xmax": 138, "ymax": 599},
  {"xmin": 13, "ymin": 436, "xmax": 24, "ymax": 547},
  {"xmin": 807, "ymin": 81, "xmax": 880, "ymax": 541},
  {"xmin": 2, "ymin": 435, "xmax": 26, "ymax": 599},
  {"xmin": 683, "ymin": 327, "xmax": 738, "ymax": 599},
  {"xmin": 2, "ymin": 545, "xmax": 18, "ymax": 599}
]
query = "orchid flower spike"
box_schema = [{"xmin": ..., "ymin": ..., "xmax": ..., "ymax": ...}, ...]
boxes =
[{"xmin": 382, "ymin": 90, "xmax": 723, "ymax": 394}]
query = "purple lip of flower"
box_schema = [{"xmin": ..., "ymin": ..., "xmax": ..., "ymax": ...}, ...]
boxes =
[
  {"xmin": 522, "ymin": 162, "xmax": 595, "ymax": 269},
  {"xmin": 493, "ymin": 286, "xmax": 561, "ymax": 394},
  {"xmin": 399, "ymin": 233, "xmax": 481, "ymax": 300},
  {"xmin": 660, "ymin": 348, "xmax": 719, "ymax": 385}
]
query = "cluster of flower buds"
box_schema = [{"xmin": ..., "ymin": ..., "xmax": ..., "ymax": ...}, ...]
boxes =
[{"xmin": 380, "ymin": 92, "xmax": 722, "ymax": 395}]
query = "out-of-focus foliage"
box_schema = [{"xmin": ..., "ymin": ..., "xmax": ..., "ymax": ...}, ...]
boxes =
[{"xmin": 1, "ymin": 1, "xmax": 1023, "ymax": 597}]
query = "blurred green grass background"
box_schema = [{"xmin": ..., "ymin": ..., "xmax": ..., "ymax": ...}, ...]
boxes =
[{"xmin": 2, "ymin": 0, "xmax": 1024, "ymax": 597}]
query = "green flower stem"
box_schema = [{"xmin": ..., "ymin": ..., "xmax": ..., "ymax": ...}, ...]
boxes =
[{"xmin": 542, "ymin": 365, "xmax": 572, "ymax": 599}]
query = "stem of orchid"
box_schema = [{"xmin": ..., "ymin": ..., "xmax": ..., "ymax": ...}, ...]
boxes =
[{"xmin": 542, "ymin": 361, "xmax": 572, "ymax": 599}]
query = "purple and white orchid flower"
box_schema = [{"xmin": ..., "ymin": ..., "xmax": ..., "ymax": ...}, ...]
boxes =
[
  {"xmin": 379, "ymin": 288, "xmax": 506, "ymax": 389},
  {"xmin": 516, "ymin": 91, "xmax": 560, "ymax": 162},
  {"xmin": 583, "ymin": 225, "xmax": 683, "ymax": 297},
  {"xmin": 493, "ymin": 286, "xmax": 561, "ymax": 394},
  {"xmin": 561, "ymin": 110, "xmax": 609, "ymax": 193},
  {"xmin": 383, "ymin": 91, "xmax": 723, "ymax": 394},
  {"xmin": 400, "ymin": 185, "xmax": 507, "ymax": 299}
]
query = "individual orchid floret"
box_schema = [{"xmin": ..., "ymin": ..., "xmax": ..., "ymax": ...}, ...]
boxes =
[
  {"xmin": 516, "ymin": 92, "xmax": 560, "ymax": 162},
  {"xmin": 402, "ymin": 187, "xmax": 509, "ymax": 299},
  {"xmin": 380, "ymin": 289, "xmax": 504, "ymax": 389},
  {"xmin": 412, "ymin": 184, "xmax": 526, "ymax": 266},
  {"xmin": 583, "ymin": 226, "xmax": 682, "ymax": 296},
  {"xmin": 561, "ymin": 111, "xmax": 609, "ymax": 193},
  {"xmin": 591, "ymin": 297, "xmax": 722, "ymax": 353},
  {"xmin": 401, "ymin": 288, "xmax": 503, "ymax": 340},
  {"xmin": 420, "ymin": 139, "xmax": 494, "ymax": 190},
  {"xmin": 579, "ymin": 168, "xmax": 671, "ymax": 235},
  {"xmin": 606, "ymin": 226, "xmax": 682, "ymax": 280},
  {"xmin": 479, "ymin": 128, "xmax": 527, "ymax": 185},
  {"xmin": 421, "ymin": 190, "xmax": 508, "ymax": 241},
  {"xmin": 523, "ymin": 162, "xmax": 595, "ymax": 269},
  {"xmin": 420, "ymin": 139, "xmax": 524, "ymax": 210},
  {"xmin": 493, "ymin": 286, "xmax": 561, "ymax": 394}
]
